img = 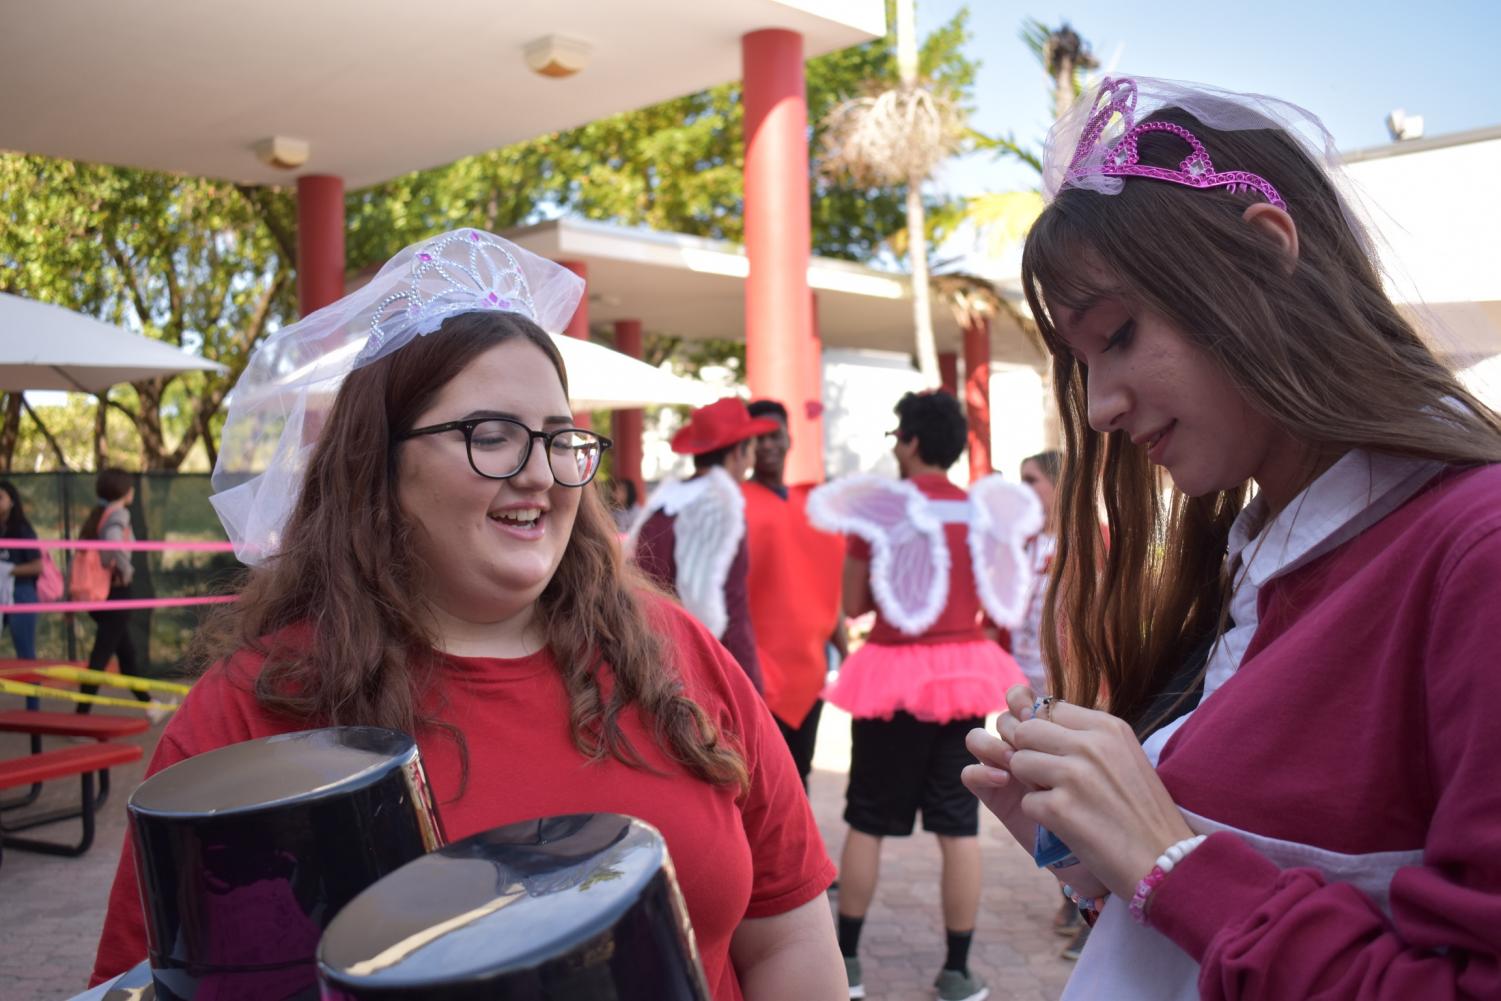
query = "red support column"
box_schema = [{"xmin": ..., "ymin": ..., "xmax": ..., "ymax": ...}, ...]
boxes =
[
  {"xmin": 612, "ymin": 319, "xmax": 644, "ymax": 497},
  {"xmin": 800, "ymin": 291, "xmax": 826, "ymax": 484},
  {"xmin": 742, "ymin": 29, "xmax": 819, "ymax": 485},
  {"xmin": 558, "ymin": 260, "xmax": 591, "ymax": 428},
  {"xmin": 559, "ymin": 261, "xmax": 590, "ymax": 340},
  {"xmin": 296, "ymin": 175, "xmax": 345, "ymax": 317},
  {"xmin": 963, "ymin": 317, "xmax": 993, "ymax": 483},
  {"xmin": 938, "ymin": 351, "xmax": 959, "ymax": 395}
]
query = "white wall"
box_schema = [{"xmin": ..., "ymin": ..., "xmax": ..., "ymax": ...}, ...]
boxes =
[
  {"xmin": 821, "ymin": 348, "xmax": 927, "ymax": 480},
  {"xmin": 987, "ymin": 362, "xmax": 1048, "ymax": 480}
]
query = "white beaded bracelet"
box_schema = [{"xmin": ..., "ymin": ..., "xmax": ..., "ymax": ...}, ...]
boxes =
[{"xmin": 1155, "ymin": 834, "xmax": 1208, "ymax": 875}]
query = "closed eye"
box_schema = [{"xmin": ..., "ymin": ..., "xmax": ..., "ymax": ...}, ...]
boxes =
[{"xmin": 1103, "ymin": 319, "xmax": 1135, "ymax": 352}]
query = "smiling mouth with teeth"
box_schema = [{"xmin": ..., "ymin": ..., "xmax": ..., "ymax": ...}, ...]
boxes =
[{"xmin": 491, "ymin": 508, "xmax": 543, "ymax": 526}]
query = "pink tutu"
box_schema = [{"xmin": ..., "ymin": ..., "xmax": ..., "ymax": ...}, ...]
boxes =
[{"xmin": 825, "ymin": 639, "xmax": 1025, "ymax": 723}]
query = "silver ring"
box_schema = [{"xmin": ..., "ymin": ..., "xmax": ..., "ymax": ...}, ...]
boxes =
[{"xmin": 1032, "ymin": 695, "xmax": 1061, "ymax": 721}]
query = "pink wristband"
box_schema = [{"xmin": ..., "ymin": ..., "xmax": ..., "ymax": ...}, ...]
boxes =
[
  {"xmin": 1128, "ymin": 866, "xmax": 1169, "ymax": 924},
  {"xmin": 1129, "ymin": 834, "xmax": 1207, "ymax": 924}
]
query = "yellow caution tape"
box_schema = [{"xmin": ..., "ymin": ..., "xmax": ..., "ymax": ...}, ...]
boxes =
[
  {"xmin": 0, "ymin": 677, "xmax": 179, "ymax": 712},
  {"xmin": 24, "ymin": 665, "xmax": 192, "ymax": 696}
]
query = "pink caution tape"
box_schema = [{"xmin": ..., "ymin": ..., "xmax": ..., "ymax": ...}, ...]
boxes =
[
  {"xmin": 0, "ymin": 595, "xmax": 236, "ymax": 614},
  {"xmin": 0, "ymin": 537, "xmax": 234, "ymax": 552}
]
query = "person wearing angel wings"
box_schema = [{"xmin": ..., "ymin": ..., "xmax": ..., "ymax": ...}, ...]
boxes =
[
  {"xmin": 629, "ymin": 397, "xmax": 779, "ymax": 691},
  {"xmin": 807, "ymin": 389, "xmax": 1043, "ymax": 1001}
]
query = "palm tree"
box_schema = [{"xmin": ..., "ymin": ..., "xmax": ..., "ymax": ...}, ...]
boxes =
[
  {"xmin": 943, "ymin": 21, "xmax": 1097, "ymax": 449},
  {"xmin": 819, "ymin": 0, "xmax": 964, "ymax": 386},
  {"xmin": 1025, "ymin": 20, "xmax": 1100, "ymax": 120}
]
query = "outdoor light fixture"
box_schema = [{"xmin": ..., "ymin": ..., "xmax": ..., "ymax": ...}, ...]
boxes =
[
  {"xmin": 1385, "ymin": 109, "xmax": 1424, "ymax": 142},
  {"xmin": 524, "ymin": 35, "xmax": 591, "ymax": 78},
  {"xmin": 253, "ymin": 136, "xmax": 311, "ymax": 170}
]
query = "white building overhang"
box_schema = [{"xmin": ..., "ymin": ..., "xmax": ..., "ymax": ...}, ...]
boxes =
[
  {"xmin": 0, "ymin": 0, "xmax": 883, "ymax": 187},
  {"xmin": 504, "ymin": 217, "xmax": 1042, "ymax": 367}
]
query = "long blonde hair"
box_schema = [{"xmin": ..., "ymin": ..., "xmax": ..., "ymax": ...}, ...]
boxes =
[{"xmin": 1022, "ymin": 106, "xmax": 1501, "ymax": 730}]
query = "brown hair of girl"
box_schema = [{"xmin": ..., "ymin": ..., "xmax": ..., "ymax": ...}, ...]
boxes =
[
  {"xmin": 194, "ymin": 311, "xmax": 749, "ymax": 792},
  {"xmin": 1022, "ymin": 106, "xmax": 1501, "ymax": 731},
  {"xmin": 81, "ymin": 467, "xmax": 134, "ymax": 540}
]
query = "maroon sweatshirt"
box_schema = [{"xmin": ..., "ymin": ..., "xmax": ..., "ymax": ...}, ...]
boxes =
[{"xmin": 1135, "ymin": 464, "xmax": 1501, "ymax": 999}]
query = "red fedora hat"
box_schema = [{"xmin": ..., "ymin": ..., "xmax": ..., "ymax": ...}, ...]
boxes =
[{"xmin": 670, "ymin": 397, "xmax": 780, "ymax": 455}]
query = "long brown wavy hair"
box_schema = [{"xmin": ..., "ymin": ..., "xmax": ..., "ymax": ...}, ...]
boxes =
[
  {"xmin": 194, "ymin": 311, "xmax": 748, "ymax": 792},
  {"xmin": 1022, "ymin": 106, "xmax": 1501, "ymax": 732}
]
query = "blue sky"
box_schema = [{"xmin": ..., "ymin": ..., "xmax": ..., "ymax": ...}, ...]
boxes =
[{"xmin": 919, "ymin": 0, "xmax": 1501, "ymax": 198}]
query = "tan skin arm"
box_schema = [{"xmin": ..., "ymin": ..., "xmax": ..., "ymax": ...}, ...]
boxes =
[
  {"xmin": 730, "ymin": 895, "xmax": 847, "ymax": 1000},
  {"xmin": 10, "ymin": 558, "xmax": 41, "ymax": 578}
]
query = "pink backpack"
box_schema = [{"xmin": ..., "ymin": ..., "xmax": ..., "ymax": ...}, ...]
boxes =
[
  {"xmin": 69, "ymin": 501, "xmax": 127, "ymax": 602},
  {"xmin": 68, "ymin": 550, "xmax": 111, "ymax": 602},
  {"xmin": 36, "ymin": 551, "xmax": 64, "ymax": 602}
]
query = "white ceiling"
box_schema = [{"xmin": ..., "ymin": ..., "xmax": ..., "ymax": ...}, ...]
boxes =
[
  {"xmin": 0, "ymin": 0, "xmax": 883, "ymax": 187},
  {"xmin": 505, "ymin": 218, "xmax": 1043, "ymax": 368}
]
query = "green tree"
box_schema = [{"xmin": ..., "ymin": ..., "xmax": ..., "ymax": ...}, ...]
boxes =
[{"xmin": 0, "ymin": 157, "xmax": 295, "ymax": 470}]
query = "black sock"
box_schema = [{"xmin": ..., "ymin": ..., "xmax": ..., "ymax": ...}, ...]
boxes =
[
  {"xmin": 944, "ymin": 929, "xmax": 974, "ymax": 974},
  {"xmin": 837, "ymin": 914, "xmax": 865, "ymax": 958}
]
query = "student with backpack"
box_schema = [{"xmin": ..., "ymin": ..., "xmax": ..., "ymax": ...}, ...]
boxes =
[
  {"xmin": 0, "ymin": 480, "xmax": 43, "ymax": 659},
  {"xmin": 75, "ymin": 468, "xmax": 151, "ymax": 714}
]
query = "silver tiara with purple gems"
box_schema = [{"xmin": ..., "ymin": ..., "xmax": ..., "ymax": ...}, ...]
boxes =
[{"xmin": 358, "ymin": 229, "xmax": 540, "ymax": 364}]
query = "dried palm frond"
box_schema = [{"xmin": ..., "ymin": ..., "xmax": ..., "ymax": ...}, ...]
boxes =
[{"xmin": 819, "ymin": 84, "xmax": 965, "ymax": 185}]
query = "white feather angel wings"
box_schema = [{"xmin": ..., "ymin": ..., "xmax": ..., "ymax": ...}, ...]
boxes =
[{"xmin": 807, "ymin": 474, "xmax": 1044, "ymax": 637}]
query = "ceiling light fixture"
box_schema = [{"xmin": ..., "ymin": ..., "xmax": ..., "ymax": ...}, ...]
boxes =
[
  {"xmin": 524, "ymin": 35, "xmax": 591, "ymax": 78},
  {"xmin": 252, "ymin": 136, "xmax": 310, "ymax": 170}
]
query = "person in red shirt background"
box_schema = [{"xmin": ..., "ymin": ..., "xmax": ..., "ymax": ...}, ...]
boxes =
[
  {"xmin": 630, "ymin": 398, "xmax": 776, "ymax": 692},
  {"xmin": 741, "ymin": 398, "xmax": 846, "ymax": 790}
]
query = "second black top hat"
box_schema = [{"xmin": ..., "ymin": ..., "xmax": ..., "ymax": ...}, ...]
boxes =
[{"xmin": 317, "ymin": 813, "xmax": 711, "ymax": 1001}]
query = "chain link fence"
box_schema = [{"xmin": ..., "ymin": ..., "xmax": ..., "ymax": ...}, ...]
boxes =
[{"xmin": 3, "ymin": 472, "xmax": 238, "ymax": 677}]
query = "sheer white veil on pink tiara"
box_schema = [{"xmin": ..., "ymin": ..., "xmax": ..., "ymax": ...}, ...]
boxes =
[
  {"xmin": 210, "ymin": 228, "xmax": 584, "ymax": 565},
  {"xmin": 1040, "ymin": 75, "xmax": 1387, "ymax": 260}
]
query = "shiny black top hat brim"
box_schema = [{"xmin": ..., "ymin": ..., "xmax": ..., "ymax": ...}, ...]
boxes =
[{"xmin": 317, "ymin": 813, "xmax": 711, "ymax": 1001}]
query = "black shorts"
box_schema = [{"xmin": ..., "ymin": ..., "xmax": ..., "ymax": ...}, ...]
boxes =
[{"xmin": 844, "ymin": 711, "xmax": 984, "ymax": 838}]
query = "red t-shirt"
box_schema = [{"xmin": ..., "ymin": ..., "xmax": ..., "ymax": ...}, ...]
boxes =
[
  {"xmin": 742, "ymin": 481, "xmax": 845, "ymax": 728},
  {"xmin": 90, "ymin": 599, "xmax": 833, "ymax": 1000},
  {"xmin": 847, "ymin": 474, "xmax": 985, "ymax": 645}
]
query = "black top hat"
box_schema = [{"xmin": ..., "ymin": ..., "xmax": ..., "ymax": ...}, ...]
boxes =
[
  {"xmin": 127, "ymin": 727, "xmax": 446, "ymax": 1001},
  {"xmin": 317, "ymin": 813, "xmax": 711, "ymax": 1001}
]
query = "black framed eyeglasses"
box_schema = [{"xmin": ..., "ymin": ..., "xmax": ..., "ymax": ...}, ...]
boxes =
[{"xmin": 397, "ymin": 417, "xmax": 612, "ymax": 487}]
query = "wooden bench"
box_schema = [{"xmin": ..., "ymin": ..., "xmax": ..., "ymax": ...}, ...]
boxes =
[
  {"xmin": 0, "ymin": 741, "xmax": 142, "ymax": 864},
  {"xmin": 0, "ymin": 710, "xmax": 150, "ymax": 810}
]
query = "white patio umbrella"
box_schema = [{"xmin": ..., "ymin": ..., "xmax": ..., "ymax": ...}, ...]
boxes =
[
  {"xmin": 235, "ymin": 328, "xmax": 718, "ymax": 414},
  {"xmin": 0, "ymin": 292, "xmax": 226, "ymax": 392},
  {"xmin": 550, "ymin": 333, "xmax": 719, "ymax": 410}
]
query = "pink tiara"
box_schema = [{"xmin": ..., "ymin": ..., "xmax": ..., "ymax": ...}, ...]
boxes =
[{"xmin": 1064, "ymin": 77, "xmax": 1287, "ymax": 211}]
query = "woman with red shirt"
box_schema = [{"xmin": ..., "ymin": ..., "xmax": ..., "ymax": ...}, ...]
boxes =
[{"xmin": 88, "ymin": 229, "xmax": 844, "ymax": 1001}]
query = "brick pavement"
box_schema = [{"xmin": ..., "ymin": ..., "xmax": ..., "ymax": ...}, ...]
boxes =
[
  {"xmin": 0, "ymin": 695, "xmax": 1073, "ymax": 1001},
  {"xmin": 809, "ymin": 704, "xmax": 1073, "ymax": 1001}
]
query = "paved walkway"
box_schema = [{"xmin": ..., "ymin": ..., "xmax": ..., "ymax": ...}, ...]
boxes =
[{"xmin": 0, "ymin": 696, "xmax": 1073, "ymax": 1000}]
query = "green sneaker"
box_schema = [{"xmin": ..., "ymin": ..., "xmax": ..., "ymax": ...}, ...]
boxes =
[
  {"xmin": 934, "ymin": 968, "xmax": 989, "ymax": 1001},
  {"xmin": 844, "ymin": 956, "xmax": 865, "ymax": 999}
]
